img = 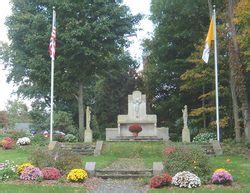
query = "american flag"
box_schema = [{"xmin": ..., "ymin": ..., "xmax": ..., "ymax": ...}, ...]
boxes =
[{"xmin": 49, "ymin": 9, "xmax": 56, "ymax": 60}]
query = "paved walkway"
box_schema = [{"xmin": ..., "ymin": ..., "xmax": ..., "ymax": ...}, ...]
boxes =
[{"xmin": 84, "ymin": 158, "xmax": 150, "ymax": 193}]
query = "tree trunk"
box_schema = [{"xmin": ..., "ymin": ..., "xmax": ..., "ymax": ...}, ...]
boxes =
[
  {"xmin": 78, "ymin": 83, "xmax": 85, "ymax": 141},
  {"xmin": 229, "ymin": 68, "xmax": 241, "ymax": 142},
  {"xmin": 202, "ymin": 85, "xmax": 206, "ymax": 128},
  {"xmin": 227, "ymin": 0, "xmax": 250, "ymax": 142}
]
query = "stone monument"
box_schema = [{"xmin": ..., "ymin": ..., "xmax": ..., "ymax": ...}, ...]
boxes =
[
  {"xmin": 106, "ymin": 90, "xmax": 169, "ymax": 141},
  {"xmin": 182, "ymin": 105, "xmax": 190, "ymax": 142},
  {"xmin": 84, "ymin": 106, "xmax": 93, "ymax": 143}
]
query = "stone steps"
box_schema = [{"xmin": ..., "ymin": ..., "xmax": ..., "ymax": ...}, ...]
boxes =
[
  {"xmin": 57, "ymin": 143, "xmax": 95, "ymax": 155},
  {"xmin": 111, "ymin": 136, "xmax": 163, "ymax": 142},
  {"xmin": 95, "ymin": 169, "xmax": 153, "ymax": 179}
]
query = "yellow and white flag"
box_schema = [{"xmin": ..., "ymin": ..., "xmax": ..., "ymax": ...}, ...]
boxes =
[{"xmin": 202, "ymin": 17, "xmax": 214, "ymax": 63}]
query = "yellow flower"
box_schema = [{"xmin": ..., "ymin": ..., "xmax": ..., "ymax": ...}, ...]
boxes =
[
  {"xmin": 17, "ymin": 163, "xmax": 33, "ymax": 174},
  {"xmin": 67, "ymin": 169, "xmax": 88, "ymax": 182},
  {"xmin": 214, "ymin": 168, "xmax": 228, "ymax": 173}
]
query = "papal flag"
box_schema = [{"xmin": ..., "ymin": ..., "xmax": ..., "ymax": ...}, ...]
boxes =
[{"xmin": 202, "ymin": 17, "xmax": 214, "ymax": 63}]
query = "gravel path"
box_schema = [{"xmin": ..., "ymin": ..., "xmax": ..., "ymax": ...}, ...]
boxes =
[{"xmin": 86, "ymin": 178, "xmax": 148, "ymax": 193}]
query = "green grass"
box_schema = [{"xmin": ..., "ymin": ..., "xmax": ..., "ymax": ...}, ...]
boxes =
[
  {"xmin": 0, "ymin": 146, "xmax": 31, "ymax": 164},
  {"xmin": 0, "ymin": 184, "xmax": 86, "ymax": 193}
]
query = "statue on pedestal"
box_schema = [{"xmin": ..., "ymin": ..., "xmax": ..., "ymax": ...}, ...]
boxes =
[
  {"xmin": 84, "ymin": 106, "xmax": 93, "ymax": 142},
  {"xmin": 182, "ymin": 105, "xmax": 190, "ymax": 143}
]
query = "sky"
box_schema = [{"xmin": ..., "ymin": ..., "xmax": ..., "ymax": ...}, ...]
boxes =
[{"xmin": 0, "ymin": 0, "xmax": 153, "ymax": 111}]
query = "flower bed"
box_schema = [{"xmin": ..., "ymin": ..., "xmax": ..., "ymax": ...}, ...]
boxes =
[
  {"xmin": 20, "ymin": 166, "xmax": 43, "ymax": 181},
  {"xmin": 16, "ymin": 137, "xmax": 31, "ymax": 145},
  {"xmin": 150, "ymin": 173, "xmax": 172, "ymax": 188},
  {"xmin": 172, "ymin": 171, "xmax": 201, "ymax": 188},
  {"xmin": 42, "ymin": 167, "xmax": 61, "ymax": 180},
  {"xmin": 17, "ymin": 163, "xmax": 33, "ymax": 174},
  {"xmin": 211, "ymin": 168, "xmax": 233, "ymax": 185},
  {"xmin": 67, "ymin": 169, "xmax": 88, "ymax": 182},
  {"xmin": 0, "ymin": 160, "xmax": 17, "ymax": 181},
  {"xmin": 1, "ymin": 137, "xmax": 15, "ymax": 150}
]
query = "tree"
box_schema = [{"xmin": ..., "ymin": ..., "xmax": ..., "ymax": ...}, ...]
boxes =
[
  {"xmin": 6, "ymin": 100, "xmax": 30, "ymax": 129},
  {"xmin": 142, "ymin": 0, "xmax": 211, "ymax": 134},
  {"xmin": 1, "ymin": 0, "xmax": 141, "ymax": 140}
]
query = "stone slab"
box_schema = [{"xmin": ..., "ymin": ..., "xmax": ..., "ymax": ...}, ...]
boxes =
[
  {"xmin": 84, "ymin": 129, "xmax": 93, "ymax": 143},
  {"xmin": 85, "ymin": 162, "xmax": 96, "ymax": 176},
  {"xmin": 48, "ymin": 141, "xmax": 58, "ymax": 151},
  {"xmin": 153, "ymin": 162, "xmax": 164, "ymax": 176},
  {"xmin": 211, "ymin": 140, "xmax": 223, "ymax": 155},
  {"xmin": 182, "ymin": 127, "xmax": 190, "ymax": 142},
  {"xmin": 94, "ymin": 140, "xmax": 103, "ymax": 156},
  {"xmin": 157, "ymin": 127, "xmax": 169, "ymax": 141}
]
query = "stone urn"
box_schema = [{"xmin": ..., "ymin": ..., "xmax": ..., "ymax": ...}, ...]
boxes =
[{"xmin": 129, "ymin": 124, "xmax": 142, "ymax": 138}]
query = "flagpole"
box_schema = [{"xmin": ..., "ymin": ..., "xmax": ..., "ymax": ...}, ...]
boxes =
[
  {"xmin": 213, "ymin": 5, "xmax": 220, "ymax": 142},
  {"xmin": 50, "ymin": 7, "xmax": 56, "ymax": 142}
]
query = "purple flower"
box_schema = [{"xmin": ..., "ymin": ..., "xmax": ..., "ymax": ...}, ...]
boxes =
[
  {"xmin": 211, "ymin": 171, "xmax": 233, "ymax": 185},
  {"xmin": 20, "ymin": 166, "xmax": 43, "ymax": 181}
]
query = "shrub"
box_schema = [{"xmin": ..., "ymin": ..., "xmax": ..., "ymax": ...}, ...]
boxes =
[
  {"xmin": 20, "ymin": 166, "xmax": 43, "ymax": 181},
  {"xmin": 55, "ymin": 151, "xmax": 82, "ymax": 174},
  {"xmin": 1, "ymin": 137, "xmax": 15, "ymax": 149},
  {"xmin": 67, "ymin": 169, "xmax": 88, "ymax": 182},
  {"xmin": 17, "ymin": 163, "xmax": 33, "ymax": 174},
  {"xmin": 53, "ymin": 133, "xmax": 65, "ymax": 142},
  {"xmin": 41, "ymin": 167, "xmax": 61, "ymax": 180},
  {"xmin": 16, "ymin": 137, "xmax": 31, "ymax": 145},
  {"xmin": 172, "ymin": 171, "xmax": 201, "ymax": 188},
  {"xmin": 32, "ymin": 134, "xmax": 49, "ymax": 146},
  {"xmin": 163, "ymin": 146, "xmax": 212, "ymax": 183},
  {"xmin": 0, "ymin": 160, "xmax": 17, "ymax": 181},
  {"xmin": 30, "ymin": 149, "xmax": 55, "ymax": 168},
  {"xmin": 30, "ymin": 149, "xmax": 82, "ymax": 174},
  {"xmin": 64, "ymin": 134, "xmax": 78, "ymax": 143},
  {"xmin": 211, "ymin": 169, "xmax": 233, "ymax": 185},
  {"xmin": 150, "ymin": 173, "xmax": 172, "ymax": 188},
  {"xmin": 192, "ymin": 132, "xmax": 216, "ymax": 143}
]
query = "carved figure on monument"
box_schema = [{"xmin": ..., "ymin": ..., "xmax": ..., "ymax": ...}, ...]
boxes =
[
  {"xmin": 182, "ymin": 105, "xmax": 188, "ymax": 128},
  {"xmin": 133, "ymin": 97, "xmax": 141, "ymax": 117}
]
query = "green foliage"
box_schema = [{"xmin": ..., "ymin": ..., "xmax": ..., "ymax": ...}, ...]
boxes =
[
  {"xmin": 163, "ymin": 146, "xmax": 212, "ymax": 183},
  {"xmin": 31, "ymin": 134, "xmax": 49, "ymax": 146},
  {"xmin": 5, "ymin": 100, "xmax": 31, "ymax": 129},
  {"xmin": 52, "ymin": 111, "xmax": 77, "ymax": 135},
  {"xmin": 193, "ymin": 132, "xmax": 216, "ymax": 143},
  {"xmin": 64, "ymin": 134, "xmax": 78, "ymax": 143},
  {"xmin": 30, "ymin": 148, "xmax": 82, "ymax": 174}
]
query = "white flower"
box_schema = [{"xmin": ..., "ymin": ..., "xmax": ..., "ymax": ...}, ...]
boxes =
[
  {"xmin": 16, "ymin": 137, "xmax": 31, "ymax": 145},
  {"xmin": 172, "ymin": 171, "xmax": 201, "ymax": 188}
]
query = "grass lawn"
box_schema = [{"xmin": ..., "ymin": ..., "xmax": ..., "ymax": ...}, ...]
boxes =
[{"xmin": 0, "ymin": 184, "xmax": 86, "ymax": 193}]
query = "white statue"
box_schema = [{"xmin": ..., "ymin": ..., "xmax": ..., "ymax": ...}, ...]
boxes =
[
  {"xmin": 133, "ymin": 97, "xmax": 141, "ymax": 117},
  {"xmin": 182, "ymin": 105, "xmax": 188, "ymax": 128},
  {"xmin": 86, "ymin": 106, "xmax": 91, "ymax": 130}
]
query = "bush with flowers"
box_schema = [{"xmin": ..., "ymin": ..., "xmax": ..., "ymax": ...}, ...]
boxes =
[
  {"xmin": 41, "ymin": 167, "xmax": 61, "ymax": 180},
  {"xmin": 67, "ymin": 169, "xmax": 88, "ymax": 182},
  {"xmin": 1, "ymin": 137, "xmax": 15, "ymax": 149},
  {"xmin": 211, "ymin": 168, "xmax": 233, "ymax": 185},
  {"xmin": 172, "ymin": 171, "xmax": 201, "ymax": 188},
  {"xmin": 150, "ymin": 173, "xmax": 172, "ymax": 188},
  {"xmin": 17, "ymin": 163, "xmax": 33, "ymax": 174},
  {"xmin": 129, "ymin": 124, "xmax": 142, "ymax": 137},
  {"xmin": 20, "ymin": 166, "xmax": 43, "ymax": 181},
  {"xmin": 0, "ymin": 160, "xmax": 17, "ymax": 181},
  {"xmin": 16, "ymin": 137, "xmax": 31, "ymax": 145}
]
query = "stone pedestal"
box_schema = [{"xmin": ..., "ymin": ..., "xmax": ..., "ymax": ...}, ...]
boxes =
[
  {"xmin": 182, "ymin": 127, "xmax": 190, "ymax": 142},
  {"xmin": 84, "ymin": 129, "xmax": 93, "ymax": 143}
]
